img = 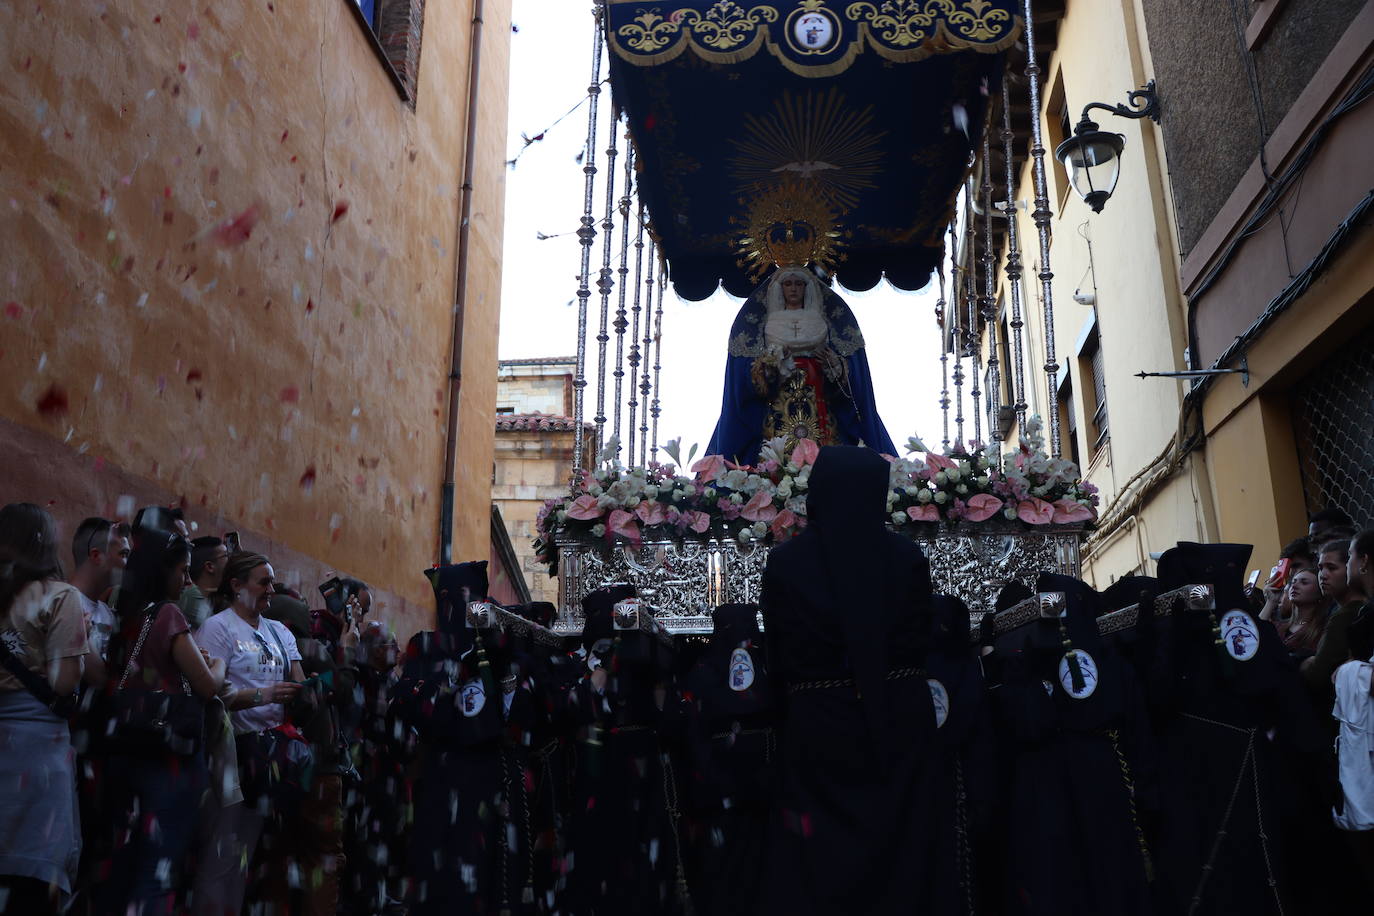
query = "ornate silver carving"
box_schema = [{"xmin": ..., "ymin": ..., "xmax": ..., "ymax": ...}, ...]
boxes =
[{"xmin": 556, "ymin": 525, "xmax": 1085, "ymax": 634}]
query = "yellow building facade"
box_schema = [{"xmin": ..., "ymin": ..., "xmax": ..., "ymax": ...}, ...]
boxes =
[{"xmin": 976, "ymin": 0, "xmax": 1372, "ymax": 585}]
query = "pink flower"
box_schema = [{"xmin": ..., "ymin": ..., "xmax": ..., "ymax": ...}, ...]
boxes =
[
  {"xmin": 635, "ymin": 500, "xmax": 667, "ymax": 526},
  {"xmin": 1016, "ymin": 498, "xmax": 1055, "ymax": 525},
  {"xmin": 907, "ymin": 504, "xmax": 940, "ymax": 522},
  {"xmin": 947, "ymin": 499, "xmax": 967, "ymax": 521},
  {"xmin": 1051, "ymin": 498, "xmax": 1095, "ymax": 524},
  {"xmin": 964, "ymin": 493, "xmax": 1004, "ymax": 522},
  {"xmin": 719, "ymin": 499, "xmax": 743, "ymax": 521},
  {"xmin": 926, "ymin": 452, "xmax": 957, "ymax": 472},
  {"xmin": 665, "ymin": 505, "xmax": 682, "ymax": 525},
  {"xmin": 566, "ymin": 495, "xmax": 604, "ymax": 521},
  {"xmin": 692, "ymin": 454, "xmax": 726, "ymax": 483},
  {"xmin": 606, "ymin": 509, "xmax": 641, "ymax": 546},
  {"xmin": 741, "ymin": 490, "xmax": 778, "ymax": 523},
  {"xmin": 770, "ymin": 509, "xmax": 798, "ymax": 540},
  {"xmin": 683, "ymin": 510, "xmax": 711, "ymax": 534},
  {"xmin": 791, "ymin": 438, "xmax": 820, "ymax": 467}
]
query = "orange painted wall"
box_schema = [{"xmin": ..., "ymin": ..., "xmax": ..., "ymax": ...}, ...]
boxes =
[{"xmin": 0, "ymin": 0, "xmax": 510, "ymax": 640}]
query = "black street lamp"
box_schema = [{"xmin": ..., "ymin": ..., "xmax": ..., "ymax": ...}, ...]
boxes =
[{"xmin": 1054, "ymin": 80, "xmax": 1161, "ymax": 213}]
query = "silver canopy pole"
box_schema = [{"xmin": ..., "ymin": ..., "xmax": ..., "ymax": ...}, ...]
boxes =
[
  {"xmin": 570, "ymin": 3, "xmax": 604, "ymax": 482},
  {"xmin": 1002, "ymin": 72, "xmax": 1029, "ymax": 430},
  {"xmin": 1022, "ymin": 0, "xmax": 1062, "ymax": 457},
  {"xmin": 981, "ymin": 130, "xmax": 1002, "ymax": 443},
  {"xmin": 611, "ymin": 138, "xmax": 634, "ymax": 445},
  {"xmin": 649, "ymin": 267, "xmax": 666, "ymax": 462},
  {"xmin": 592, "ymin": 116, "xmax": 619, "ymax": 448}
]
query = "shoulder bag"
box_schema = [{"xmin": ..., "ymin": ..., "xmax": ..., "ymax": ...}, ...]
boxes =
[{"xmin": 101, "ymin": 603, "xmax": 204, "ymax": 756}]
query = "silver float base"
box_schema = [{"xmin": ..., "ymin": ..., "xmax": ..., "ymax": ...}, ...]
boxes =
[{"xmin": 555, "ymin": 525, "xmax": 1085, "ymax": 634}]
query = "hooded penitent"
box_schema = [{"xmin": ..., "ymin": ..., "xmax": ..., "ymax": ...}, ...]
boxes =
[{"xmin": 760, "ymin": 445, "xmax": 948, "ymax": 915}]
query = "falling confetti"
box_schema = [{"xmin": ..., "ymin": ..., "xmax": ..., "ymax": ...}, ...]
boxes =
[
  {"xmin": 279, "ymin": 385, "xmax": 300, "ymax": 403},
  {"xmin": 331, "ymin": 200, "xmax": 350, "ymax": 224},
  {"xmin": 3, "ymin": 301, "xmax": 21, "ymax": 319},
  {"xmin": 35, "ymin": 384, "xmax": 69, "ymax": 416},
  {"xmin": 212, "ymin": 204, "xmax": 259, "ymax": 246},
  {"xmin": 299, "ymin": 466, "xmax": 316, "ymax": 491}
]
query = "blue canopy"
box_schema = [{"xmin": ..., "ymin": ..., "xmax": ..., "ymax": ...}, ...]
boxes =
[{"xmin": 606, "ymin": 0, "xmax": 1022, "ymax": 300}]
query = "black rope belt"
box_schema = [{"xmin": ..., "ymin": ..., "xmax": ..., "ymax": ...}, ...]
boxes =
[
  {"xmin": 709, "ymin": 727, "xmax": 774, "ymax": 740},
  {"xmin": 788, "ymin": 665, "xmax": 926, "ymax": 695}
]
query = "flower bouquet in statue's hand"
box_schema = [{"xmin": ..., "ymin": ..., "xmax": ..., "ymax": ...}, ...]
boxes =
[{"xmin": 533, "ymin": 418, "xmax": 1098, "ymax": 575}]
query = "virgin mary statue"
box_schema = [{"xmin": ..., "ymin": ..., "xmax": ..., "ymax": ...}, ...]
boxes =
[{"xmin": 706, "ymin": 266, "xmax": 896, "ymax": 464}]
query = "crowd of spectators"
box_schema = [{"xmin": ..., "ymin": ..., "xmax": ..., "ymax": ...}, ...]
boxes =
[
  {"xmin": 0, "ymin": 497, "xmax": 1372, "ymax": 914},
  {"xmin": 0, "ymin": 503, "xmax": 408, "ymax": 916}
]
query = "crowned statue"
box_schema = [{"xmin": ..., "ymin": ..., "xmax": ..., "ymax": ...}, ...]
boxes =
[{"xmin": 706, "ymin": 264, "xmax": 896, "ymax": 464}]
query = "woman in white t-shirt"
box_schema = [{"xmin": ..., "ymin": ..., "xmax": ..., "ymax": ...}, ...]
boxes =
[{"xmin": 191, "ymin": 551, "xmax": 302, "ymax": 916}]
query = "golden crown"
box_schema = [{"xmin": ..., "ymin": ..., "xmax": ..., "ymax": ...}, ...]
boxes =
[{"xmin": 735, "ymin": 181, "xmax": 846, "ymax": 282}]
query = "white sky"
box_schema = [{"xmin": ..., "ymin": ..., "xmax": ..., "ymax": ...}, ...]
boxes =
[{"xmin": 499, "ymin": 0, "xmax": 948, "ymax": 460}]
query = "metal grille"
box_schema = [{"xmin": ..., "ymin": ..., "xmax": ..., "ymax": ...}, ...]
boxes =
[{"xmin": 1291, "ymin": 324, "xmax": 1374, "ymax": 526}]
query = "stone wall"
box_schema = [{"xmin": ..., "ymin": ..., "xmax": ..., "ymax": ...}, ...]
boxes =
[{"xmin": 0, "ymin": 0, "xmax": 511, "ymax": 641}]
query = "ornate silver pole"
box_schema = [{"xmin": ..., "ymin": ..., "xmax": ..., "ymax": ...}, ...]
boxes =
[
  {"xmin": 638, "ymin": 252, "xmax": 656, "ymax": 467},
  {"xmin": 611, "ymin": 138, "xmax": 634, "ymax": 445},
  {"xmin": 965, "ymin": 187, "xmax": 983, "ymax": 445},
  {"xmin": 937, "ymin": 260, "xmax": 950, "ymax": 451},
  {"xmin": 627, "ymin": 236, "xmax": 650, "ymax": 462},
  {"xmin": 649, "ymin": 268, "xmax": 666, "ymax": 461},
  {"xmin": 1023, "ymin": 0, "xmax": 1062, "ymax": 457},
  {"xmin": 1001, "ymin": 72, "xmax": 1029, "ymax": 429},
  {"xmin": 950, "ymin": 223, "xmax": 966, "ymax": 446},
  {"xmin": 981, "ymin": 132, "xmax": 1002, "ymax": 443},
  {"xmin": 626, "ymin": 204, "xmax": 645, "ymax": 458},
  {"xmin": 592, "ymin": 115, "xmax": 620, "ymax": 448},
  {"xmin": 570, "ymin": 3, "xmax": 604, "ymax": 481}
]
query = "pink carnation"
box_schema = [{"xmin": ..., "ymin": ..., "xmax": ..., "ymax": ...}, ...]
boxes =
[
  {"xmin": 1016, "ymin": 498, "xmax": 1055, "ymax": 525},
  {"xmin": 964, "ymin": 493, "xmax": 1004, "ymax": 522},
  {"xmin": 566, "ymin": 494, "xmax": 604, "ymax": 521},
  {"xmin": 741, "ymin": 490, "xmax": 778, "ymax": 523},
  {"xmin": 1051, "ymin": 498, "xmax": 1095, "ymax": 524}
]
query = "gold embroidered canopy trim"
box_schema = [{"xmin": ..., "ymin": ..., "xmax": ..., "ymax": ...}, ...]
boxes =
[{"xmin": 608, "ymin": 0, "xmax": 1022, "ymax": 78}]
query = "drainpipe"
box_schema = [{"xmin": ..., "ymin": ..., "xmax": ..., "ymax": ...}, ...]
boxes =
[{"xmin": 439, "ymin": 0, "xmax": 486, "ymax": 565}]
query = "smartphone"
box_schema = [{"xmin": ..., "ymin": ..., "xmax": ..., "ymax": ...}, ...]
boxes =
[
  {"xmin": 1269, "ymin": 558, "xmax": 1292, "ymax": 590},
  {"xmin": 224, "ymin": 530, "xmax": 241, "ymax": 553},
  {"xmin": 1246, "ymin": 569, "xmax": 1261, "ymax": 589}
]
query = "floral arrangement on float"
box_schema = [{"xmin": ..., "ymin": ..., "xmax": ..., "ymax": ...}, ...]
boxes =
[{"xmin": 533, "ymin": 415, "xmax": 1098, "ymax": 573}]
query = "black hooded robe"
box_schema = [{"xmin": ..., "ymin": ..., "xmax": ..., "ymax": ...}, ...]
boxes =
[{"xmin": 760, "ymin": 446, "xmax": 953, "ymax": 916}]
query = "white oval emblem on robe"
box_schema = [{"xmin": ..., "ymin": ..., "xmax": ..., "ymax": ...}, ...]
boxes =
[
  {"xmin": 927, "ymin": 678, "xmax": 950, "ymax": 728},
  {"xmin": 1058, "ymin": 649, "xmax": 1099, "ymax": 700},
  {"xmin": 1220, "ymin": 610, "xmax": 1261, "ymax": 661},
  {"xmin": 728, "ymin": 648, "xmax": 755, "ymax": 692},
  {"xmin": 460, "ymin": 680, "xmax": 486, "ymax": 718}
]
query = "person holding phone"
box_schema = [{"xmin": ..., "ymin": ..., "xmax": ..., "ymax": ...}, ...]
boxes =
[{"xmin": 192, "ymin": 551, "xmax": 303, "ymax": 916}]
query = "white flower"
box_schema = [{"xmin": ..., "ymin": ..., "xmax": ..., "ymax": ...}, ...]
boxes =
[
  {"xmin": 917, "ymin": 489, "xmax": 932, "ymax": 504},
  {"xmin": 721, "ymin": 469, "xmax": 750, "ymax": 491},
  {"xmin": 682, "ymin": 483, "xmax": 696, "ymax": 496},
  {"xmin": 591, "ymin": 523, "xmax": 607, "ymax": 537},
  {"xmin": 891, "ymin": 511, "xmax": 907, "ymax": 525},
  {"xmin": 947, "ymin": 467, "xmax": 962, "ymax": 482},
  {"xmin": 556, "ymin": 510, "xmax": 568, "ymax": 524},
  {"xmin": 704, "ymin": 487, "xmax": 716, "ymax": 499},
  {"xmin": 597, "ymin": 435, "xmax": 621, "ymax": 466},
  {"xmin": 1003, "ymin": 508, "xmax": 1018, "ymax": 521},
  {"xmin": 795, "ymin": 470, "xmax": 810, "ymax": 490},
  {"xmin": 777, "ymin": 478, "xmax": 794, "ymax": 499},
  {"xmin": 903, "ymin": 485, "xmax": 920, "ymax": 497},
  {"xmin": 906, "ymin": 434, "xmax": 930, "ymax": 454},
  {"xmin": 589, "ymin": 484, "xmax": 604, "ymax": 497},
  {"xmin": 642, "ymin": 484, "xmax": 659, "ymax": 499},
  {"xmin": 737, "ymin": 529, "xmax": 753, "ymax": 545},
  {"xmin": 729, "ymin": 493, "xmax": 743, "ymax": 505},
  {"xmin": 786, "ymin": 496, "xmax": 808, "ymax": 515},
  {"xmin": 934, "ymin": 491, "xmax": 948, "ymax": 504},
  {"xmin": 886, "ymin": 499, "xmax": 895, "ymax": 512},
  {"xmin": 751, "ymin": 521, "xmax": 767, "ymax": 538},
  {"xmin": 934, "ymin": 471, "xmax": 948, "ymax": 486},
  {"xmin": 956, "ymin": 484, "xmax": 968, "ymax": 495}
]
